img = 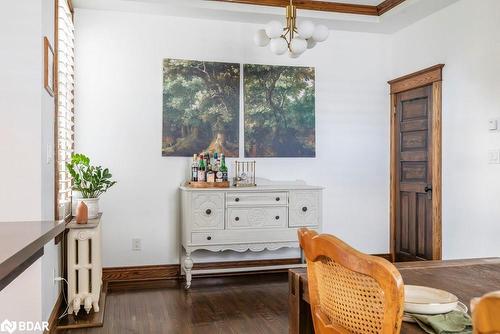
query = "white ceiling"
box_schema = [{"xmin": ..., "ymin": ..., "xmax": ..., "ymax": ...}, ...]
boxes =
[{"xmin": 72, "ymin": 0, "xmax": 459, "ymax": 34}]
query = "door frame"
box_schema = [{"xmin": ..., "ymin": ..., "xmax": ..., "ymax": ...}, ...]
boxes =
[{"xmin": 388, "ymin": 64, "xmax": 444, "ymax": 261}]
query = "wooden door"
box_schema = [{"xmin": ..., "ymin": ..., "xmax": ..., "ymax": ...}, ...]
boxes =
[{"xmin": 395, "ymin": 85, "xmax": 434, "ymax": 261}]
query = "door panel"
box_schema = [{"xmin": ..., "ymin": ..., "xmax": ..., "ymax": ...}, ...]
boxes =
[{"xmin": 395, "ymin": 85, "xmax": 433, "ymax": 261}]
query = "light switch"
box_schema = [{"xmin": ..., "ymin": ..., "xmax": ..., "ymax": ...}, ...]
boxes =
[
  {"xmin": 488, "ymin": 119, "xmax": 498, "ymax": 131},
  {"xmin": 488, "ymin": 150, "xmax": 500, "ymax": 164}
]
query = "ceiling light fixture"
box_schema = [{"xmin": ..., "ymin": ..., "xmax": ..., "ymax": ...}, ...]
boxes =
[{"xmin": 254, "ymin": 0, "xmax": 329, "ymax": 58}]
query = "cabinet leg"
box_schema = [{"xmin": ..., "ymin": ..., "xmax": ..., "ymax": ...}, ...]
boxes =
[{"xmin": 184, "ymin": 254, "xmax": 193, "ymax": 289}]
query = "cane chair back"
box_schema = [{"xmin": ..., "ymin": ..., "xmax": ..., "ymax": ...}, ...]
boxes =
[
  {"xmin": 471, "ymin": 291, "xmax": 500, "ymax": 334},
  {"xmin": 298, "ymin": 228, "xmax": 404, "ymax": 334}
]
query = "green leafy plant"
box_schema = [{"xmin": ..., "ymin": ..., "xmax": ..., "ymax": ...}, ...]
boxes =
[{"xmin": 66, "ymin": 153, "xmax": 117, "ymax": 198}]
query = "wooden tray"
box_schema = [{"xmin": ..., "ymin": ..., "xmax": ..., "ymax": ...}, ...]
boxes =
[{"xmin": 187, "ymin": 181, "xmax": 230, "ymax": 188}]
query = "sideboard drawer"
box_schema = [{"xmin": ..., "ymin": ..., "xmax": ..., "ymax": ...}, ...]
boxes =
[
  {"xmin": 191, "ymin": 228, "xmax": 298, "ymax": 245},
  {"xmin": 226, "ymin": 192, "xmax": 288, "ymax": 206},
  {"xmin": 227, "ymin": 207, "xmax": 287, "ymax": 229},
  {"xmin": 289, "ymin": 191, "xmax": 320, "ymax": 227},
  {"xmin": 191, "ymin": 192, "xmax": 224, "ymax": 230}
]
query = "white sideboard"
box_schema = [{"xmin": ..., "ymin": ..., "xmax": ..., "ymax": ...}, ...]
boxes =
[{"xmin": 179, "ymin": 181, "xmax": 323, "ymax": 288}]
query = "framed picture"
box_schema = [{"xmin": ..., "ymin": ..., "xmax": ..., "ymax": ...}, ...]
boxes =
[
  {"xmin": 244, "ymin": 64, "xmax": 315, "ymax": 157},
  {"xmin": 44, "ymin": 37, "xmax": 55, "ymax": 97},
  {"xmin": 162, "ymin": 59, "xmax": 240, "ymax": 157}
]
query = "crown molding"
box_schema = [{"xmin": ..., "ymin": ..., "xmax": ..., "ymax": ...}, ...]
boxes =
[{"xmin": 210, "ymin": 0, "xmax": 407, "ymax": 16}]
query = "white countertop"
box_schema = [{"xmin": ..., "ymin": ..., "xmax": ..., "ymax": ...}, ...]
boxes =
[{"xmin": 179, "ymin": 183, "xmax": 324, "ymax": 192}]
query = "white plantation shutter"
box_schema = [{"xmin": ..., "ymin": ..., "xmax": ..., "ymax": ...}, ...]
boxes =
[{"xmin": 56, "ymin": 0, "xmax": 75, "ymax": 220}]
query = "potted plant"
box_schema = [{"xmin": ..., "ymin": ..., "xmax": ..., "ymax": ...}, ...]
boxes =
[{"xmin": 66, "ymin": 153, "xmax": 117, "ymax": 219}]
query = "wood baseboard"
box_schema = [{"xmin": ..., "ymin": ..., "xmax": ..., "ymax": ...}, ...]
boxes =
[
  {"xmin": 103, "ymin": 258, "xmax": 301, "ymax": 287},
  {"xmin": 103, "ymin": 264, "xmax": 181, "ymax": 282},
  {"xmin": 45, "ymin": 293, "xmax": 63, "ymax": 334},
  {"xmin": 103, "ymin": 255, "xmax": 390, "ymax": 289},
  {"xmin": 373, "ymin": 253, "xmax": 393, "ymax": 262}
]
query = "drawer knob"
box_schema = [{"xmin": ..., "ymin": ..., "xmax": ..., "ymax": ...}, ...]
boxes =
[
  {"xmin": 235, "ymin": 197, "xmax": 240, "ymax": 202},
  {"xmin": 205, "ymin": 209, "xmax": 212, "ymax": 215},
  {"xmin": 207, "ymin": 236, "xmax": 212, "ymax": 240},
  {"xmin": 302, "ymin": 206, "xmax": 308, "ymax": 212},
  {"xmin": 276, "ymin": 197, "xmax": 280, "ymax": 201},
  {"xmin": 275, "ymin": 216, "xmax": 280, "ymax": 220},
  {"xmin": 235, "ymin": 217, "xmax": 240, "ymax": 221}
]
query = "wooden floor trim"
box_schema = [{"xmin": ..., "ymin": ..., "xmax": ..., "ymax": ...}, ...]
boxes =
[
  {"xmin": 103, "ymin": 255, "xmax": 391, "ymax": 286},
  {"xmin": 45, "ymin": 293, "xmax": 63, "ymax": 334},
  {"xmin": 102, "ymin": 264, "xmax": 180, "ymax": 282},
  {"xmin": 103, "ymin": 258, "xmax": 302, "ymax": 283}
]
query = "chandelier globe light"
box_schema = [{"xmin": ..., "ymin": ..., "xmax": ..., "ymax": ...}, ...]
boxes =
[{"xmin": 254, "ymin": 0, "xmax": 329, "ymax": 58}]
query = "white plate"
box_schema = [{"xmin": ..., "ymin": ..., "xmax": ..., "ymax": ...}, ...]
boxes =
[
  {"xmin": 403, "ymin": 301, "xmax": 468, "ymax": 323},
  {"xmin": 404, "ymin": 285, "xmax": 459, "ymax": 315}
]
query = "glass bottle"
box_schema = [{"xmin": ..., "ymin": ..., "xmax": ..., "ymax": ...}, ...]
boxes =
[
  {"xmin": 219, "ymin": 154, "xmax": 228, "ymax": 182},
  {"xmin": 197, "ymin": 154, "xmax": 206, "ymax": 182},
  {"xmin": 191, "ymin": 154, "xmax": 198, "ymax": 182}
]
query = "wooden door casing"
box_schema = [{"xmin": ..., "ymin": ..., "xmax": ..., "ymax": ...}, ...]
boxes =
[
  {"xmin": 388, "ymin": 64, "xmax": 443, "ymax": 262},
  {"xmin": 395, "ymin": 86, "xmax": 433, "ymax": 261}
]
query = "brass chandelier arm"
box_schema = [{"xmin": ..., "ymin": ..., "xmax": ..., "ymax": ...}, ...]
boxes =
[{"xmin": 283, "ymin": 0, "xmax": 297, "ymax": 42}]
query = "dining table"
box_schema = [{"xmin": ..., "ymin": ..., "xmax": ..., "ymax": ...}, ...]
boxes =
[{"xmin": 288, "ymin": 257, "xmax": 500, "ymax": 334}]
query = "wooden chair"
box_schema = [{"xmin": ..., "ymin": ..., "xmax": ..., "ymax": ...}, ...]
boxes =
[
  {"xmin": 471, "ymin": 291, "xmax": 500, "ymax": 334},
  {"xmin": 298, "ymin": 228, "xmax": 405, "ymax": 334}
]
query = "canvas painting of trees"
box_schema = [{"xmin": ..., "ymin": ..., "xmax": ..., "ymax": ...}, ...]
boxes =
[
  {"xmin": 244, "ymin": 64, "xmax": 315, "ymax": 157},
  {"xmin": 162, "ymin": 59, "xmax": 240, "ymax": 157}
]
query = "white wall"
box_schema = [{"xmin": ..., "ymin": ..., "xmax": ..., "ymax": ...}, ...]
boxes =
[
  {"xmin": 390, "ymin": 0, "xmax": 500, "ymax": 259},
  {"xmin": 0, "ymin": 0, "xmax": 61, "ymax": 324},
  {"xmin": 74, "ymin": 9, "xmax": 392, "ymax": 267}
]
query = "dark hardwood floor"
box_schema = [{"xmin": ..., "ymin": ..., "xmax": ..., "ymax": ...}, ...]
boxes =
[{"xmin": 60, "ymin": 273, "xmax": 289, "ymax": 334}]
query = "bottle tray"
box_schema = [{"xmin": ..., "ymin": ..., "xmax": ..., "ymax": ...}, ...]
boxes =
[{"xmin": 187, "ymin": 181, "xmax": 230, "ymax": 188}]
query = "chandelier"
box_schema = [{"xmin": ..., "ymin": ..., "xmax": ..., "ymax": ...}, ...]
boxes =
[{"xmin": 254, "ymin": 0, "xmax": 329, "ymax": 58}]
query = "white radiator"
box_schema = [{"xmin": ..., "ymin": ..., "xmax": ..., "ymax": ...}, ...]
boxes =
[{"xmin": 67, "ymin": 215, "xmax": 102, "ymax": 315}]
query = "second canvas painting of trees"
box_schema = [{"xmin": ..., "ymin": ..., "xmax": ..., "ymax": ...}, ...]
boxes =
[
  {"xmin": 244, "ymin": 64, "xmax": 315, "ymax": 157},
  {"xmin": 162, "ymin": 59, "xmax": 315, "ymax": 157}
]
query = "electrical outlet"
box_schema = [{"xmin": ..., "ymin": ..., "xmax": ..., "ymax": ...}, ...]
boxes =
[
  {"xmin": 489, "ymin": 119, "xmax": 498, "ymax": 131},
  {"xmin": 132, "ymin": 238, "xmax": 142, "ymax": 251},
  {"xmin": 488, "ymin": 150, "xmax": 500, "ymax": 164}
]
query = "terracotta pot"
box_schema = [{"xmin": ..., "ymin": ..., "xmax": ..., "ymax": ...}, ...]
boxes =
[{"xmin": 76, "ymin": 201, "xmax": 88, "ymax": 224}]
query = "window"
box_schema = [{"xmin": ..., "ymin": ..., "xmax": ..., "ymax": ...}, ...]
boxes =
[{"xmin": 55, "ymin": 0, "xmax": 75, "ymax": 221}]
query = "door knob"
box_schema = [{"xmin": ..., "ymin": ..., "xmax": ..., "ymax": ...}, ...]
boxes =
[
  {"xmin": 205, "ymin": 209, "xmax": 212, "ymax": 215},
  {"xmin": 424, "ymin": 185, "xmax": 432, "ymax": 192}
]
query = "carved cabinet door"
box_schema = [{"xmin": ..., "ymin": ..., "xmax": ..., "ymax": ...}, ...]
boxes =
[
  {"xmin": 289, "ymin": 191, "xmax": 320, "ymax": 227},
  {"xmin": 191, "ymin": 192, "xmax": 224, "ymax": 230}
]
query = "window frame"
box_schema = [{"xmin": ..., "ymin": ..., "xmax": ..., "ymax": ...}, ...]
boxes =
[{"xmin": 54, "ymin": 0, "xmax": 75, "ymax": 223}]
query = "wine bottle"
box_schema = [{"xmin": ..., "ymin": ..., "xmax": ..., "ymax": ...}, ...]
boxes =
[
  {"xmin": 219, "ymin": 154, "xmax": 228, "ymax": 182},
  {"xmin": 198, "ymin": 154, "xmax": 206, "ymax": 182}
]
